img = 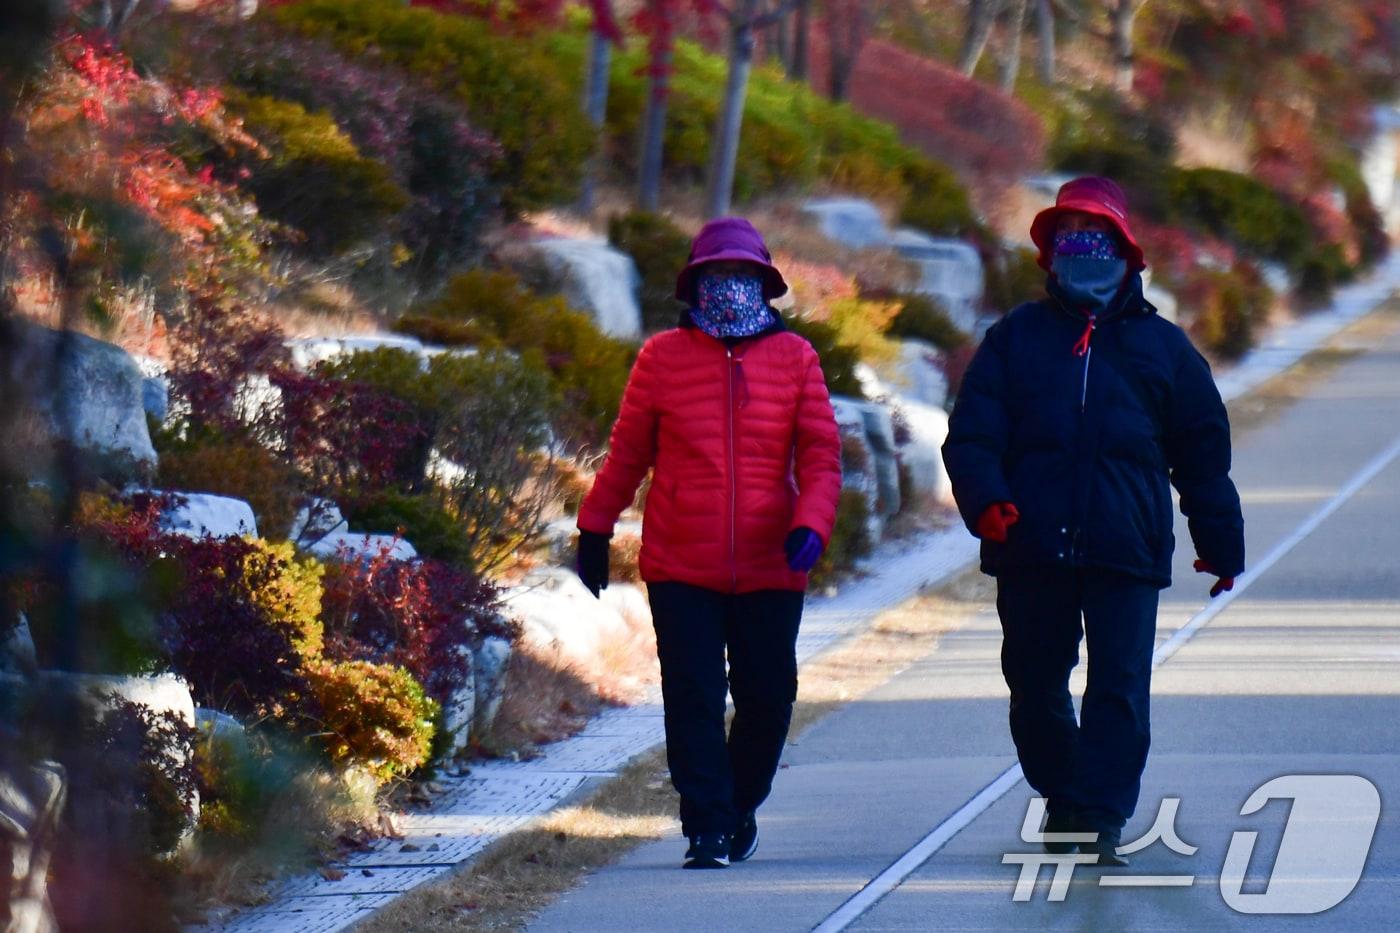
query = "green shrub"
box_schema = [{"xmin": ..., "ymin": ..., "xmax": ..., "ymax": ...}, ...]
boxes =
[
  {"xmin": 1295, "ymin": 243, "xmax": 1352, "ymax": 306},
  {"xmin": 271, "ymin": 0, "xmax": 593, "ymax": 211},
  {"xmin": 395, "ymin": 269, "xmax": 634, "ymax": 444},
  {"xmin": 784, "ymin": 315, "xmax": 866, "ymax": 399},
  {"xmin": 607, "ymin": 211, "xmax": 691, "ymax": 332},
  {"xmin": 344, "ymin": 490, "xmax": 474, "ymax": 567},
  {"xmin": 1165, "ymin": 167, "xmax": 1310, "ymax": 268},
  {"xmin": 231, "ymin": 93, "xmax": 407, "ymax": 255},
  {"xmin": 810, "ymin": 488, "xmax": 873, "ymax": 589},
  {"xmin": 897, "ymin": 160, "xmax": 980, "ymax": 237},
  {"xmin": 1185, "ymin": 263, "xmax": 1273, "ymax": 360},
  {"xmin": 885, "ymin": 293, "xmax": 969, "ymax": 351},
  {"xmin": 156, "ymin": 435, "xmax": 303, "ymax": 540},
  {"xmin": 303, "ymin": 658, "xmax": 438, "ymax": 783},
  {"xmin": 984, "ymin": 246, "xmax": 1045, "ymax": 315},
  {"xmin": 541, "ymin": 29, "xmax": 948, "ymax": 206}
]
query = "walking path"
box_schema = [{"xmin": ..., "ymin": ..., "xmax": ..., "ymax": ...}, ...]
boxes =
[{"xmin": 214, "ymin": 253, "xmax": 1400, "ymax": 932}]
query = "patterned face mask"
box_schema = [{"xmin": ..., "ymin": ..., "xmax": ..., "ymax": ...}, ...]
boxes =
[
  {"xmin": 690, "ymin": 270, "xmax": 773, "ymax": 339},
  {"xmin": 1051, "ymin": 230, "xmax": 1127, "ymax": 312}
]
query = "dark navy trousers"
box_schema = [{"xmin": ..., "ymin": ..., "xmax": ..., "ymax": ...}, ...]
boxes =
[
  {"xmin": 996, "ymin": 567, "xmax": 1159, "ymax": 837},
  {"xmin": 648, "ymin": 581, "xmax": 803, "ymax": 837}
]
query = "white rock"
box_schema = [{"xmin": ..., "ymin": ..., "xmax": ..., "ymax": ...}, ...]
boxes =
[
  {"xmin": 285, "ymin": 334, "xmax": 431, "ymax": 372},
  {"xmin": 441, "ymin": 646, "xmax": 475, "ymax": 757},
  {"xmin": 506, "ymin": 570, "xmax": 633, "ymax": 670},
  {"xmin": 156, "ymin": 492, "xmax": 258, "ymax": 539},
  {"xmin": 532, "ymin": 238, "xmax": 643, "ymax": 339},
  {"xmin": 1143, "ymin": 282, "xmax": 1179, "ymax": 325},
  {"xmin": 898, "ymin": 400, "xmax": 953, "ymax": 504},
  {"xmin": 2, "ymin": 613, "xmax": 36, "ymax": 673},
  {"xmin": 9, "ymin": 320, "xmax": 156, "ymax": 473},
  {"xmin": 304, "ymin": 532, "xmax": 417, "ymax": 563},
  {"xmin": 288, "ymin": 498, "xmax": 348, "ymax": 545},
  {"xmin": 801, "ymin": 197, "xmax": 890, "ymax": 249},
  {"xmin": 889, "ymin": 230, "xmax": 985, "ymax": 333},
  {"xmin": 472, "ymin": 635, "xmax": 513, "ymax": 739},
  {"xmin": 893, "ymin": 340, "xmax": 949, "ymax": 409}
]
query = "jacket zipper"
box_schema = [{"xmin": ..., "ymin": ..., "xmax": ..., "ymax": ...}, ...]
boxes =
[
  {"xmin": 727, "ymin": 347, "xmax": 738, "ymax": 592},
  {"xmin": 1080, "ymin": 343, "xmax": 1093, "ymax": 412}
]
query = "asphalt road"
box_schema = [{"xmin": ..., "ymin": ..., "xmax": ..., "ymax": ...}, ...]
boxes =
[{"xmin": 527, "ymin": 311, "xmax": 1400, "ymax": 933}]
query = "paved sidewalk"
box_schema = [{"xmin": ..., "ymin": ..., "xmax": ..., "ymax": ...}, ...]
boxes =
[
  {"xmin": 526, "ymin": 283, "xmax": 1400, "ymax": 932},
  {"xmin": 214, "ymin": 256, "xmax": 1400, "ymax": 932}
]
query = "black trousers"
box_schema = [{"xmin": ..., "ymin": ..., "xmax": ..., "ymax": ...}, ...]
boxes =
[
  {"xmin": 996, "ymin": 567, "xmax": 1159, "ymax": 836},
  {"xmin": 648, "ymin": 581, "xmax": 804, "ymax": 837}
]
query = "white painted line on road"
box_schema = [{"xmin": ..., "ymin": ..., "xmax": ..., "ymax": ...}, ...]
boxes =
[
  {"xmin": 811, "ymin": 432, "xmax": 1400, "ymax": 933},
  {"xmin": 811, "ymin": 765, "xmax": 1026, "ymax": 933},
  {"xmin": 1152, "ymin": 433, "xmax": 1400, "ymax": 670}
]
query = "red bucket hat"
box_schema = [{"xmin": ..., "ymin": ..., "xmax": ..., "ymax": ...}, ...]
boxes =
[
  {"xmin": 1030, "ymin": 176, "xmax": 1146, "ymax": 273},
  {"xmin": 674, "ymin": 217, "xmax": 789, "ymax": 302}
]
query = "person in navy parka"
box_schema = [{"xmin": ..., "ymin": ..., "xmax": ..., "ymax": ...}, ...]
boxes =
[{"xmin": 942, "ymin": 177, "xmax": 1245, "ymax": 865}]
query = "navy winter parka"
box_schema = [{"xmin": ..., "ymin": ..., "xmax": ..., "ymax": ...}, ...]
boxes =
[{"xmin": 942, "ymin": 275, "xmax": 1245, "ymax": 588}]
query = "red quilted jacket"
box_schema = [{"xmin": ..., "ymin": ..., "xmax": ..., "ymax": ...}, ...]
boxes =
[{"xmin": 577, "ymin": 324, "xmax": 842, "ymax": 593}]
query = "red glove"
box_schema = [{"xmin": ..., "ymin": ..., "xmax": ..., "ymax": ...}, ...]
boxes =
[
  {"xmin": 976, "ymin": 502, "xmax": 1020, "ymax": 544},
  {"xmin": 1194, "ymin": 560, "xmax": 1235, "ymax": 598}
]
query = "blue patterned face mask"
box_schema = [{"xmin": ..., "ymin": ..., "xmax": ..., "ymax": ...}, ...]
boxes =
[
  {"xmin": 1051, "ymin": 230, "xmax": 1127, "ymax": 311},
  {"xmin": 690, "ymin": 271, "xmax": 773, "ymax": 339}
]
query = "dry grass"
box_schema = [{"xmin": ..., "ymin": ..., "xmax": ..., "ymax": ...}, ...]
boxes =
[
  {"xmin": 470, "ymin": 646, "xmax": 612, "ymax": 759},
  {"xmin": 360, "ymin": 566, "xmax": 992, "ymax": 932},
  {"xmin": 1225, "ymin": 297, "xmax": 1400, "ymax": 434}
]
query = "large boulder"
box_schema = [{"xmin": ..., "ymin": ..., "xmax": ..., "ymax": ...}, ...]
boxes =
[
  {"xmin": 440, "ymin": 646, "xmax": 475, "ymax": 758},
  {"xmin": 471, "ymin": 635, "xmax": 513, "ymax": 740},
  {"xmin": 156, "ymin": 492, "xmax": 258, "ymax": 539},
  {"xmin": 303, "ymin": 532, "xmax": 417, "ymax": 563},
  {"xmin": 2, "ymin": 614, "xmax": 36, "ymax": 674},
  {"xmin": 889, "ymin": 230, "xmax": 985, "ymax": 332},
  {"xmin": 287, "ymin": 498, "xmax": 348, "ymax": 546},
  {"xmin": 801, "ymin": 197, "xmax": 890, "ymax": 250},
  {"xmin": 531, "ymin": 238, "xmax": 643, "ymax": 339},
  {"xmin": 8, "ymin": 320, "xmax": 157, "ymax": 476},
  {"xmin": 898, "ymin": 400, "xmax": 952, "ymax": 505},
  {"xmin": 890, "ymin": 340, "xmax": 949, "ymax": 410}
]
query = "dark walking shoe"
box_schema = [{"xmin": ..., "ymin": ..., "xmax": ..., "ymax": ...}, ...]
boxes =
[
  {"xmin": 1082, "ymin": 834, "xmax": 1129, "ymax": 867},
  {"xmin": 1042, "ymin": 808, "xmax": 1080, "ymax": 855},
  {"xmin": 730, "ymin": 812, "xmax": 759, "ymax": 862},
  {"xmin": 683, "ymin": 832, "xmax": 731, "ymax": 869}
]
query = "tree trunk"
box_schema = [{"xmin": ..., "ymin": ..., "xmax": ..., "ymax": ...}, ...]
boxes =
[
  {"xmin": 637, "ymin": 47, "xmax": 671, "ymax": 213},
  {"xmin": 958, "ymin": 0, "xmax": 1004, "ymax": 76},
  {"xmin": 1110, "ymin": 0, "xmax": 1141, "ymax": 92},
  {"xmin": 999, "ymin": 0, "xmax": 1028, "ymax": 92},
  {"xmin": 788, "ymin": 0, "xmax": 810, "ymax": 82},
  {"xmin": 1035, "ymin": 0, "xmax": 1055, "ymax": 85},
  {"xmin": 578, "ymin": 28, "xmax": 612, "ymax": 215},
  {"xmin": 706, "ymin": 7, "xmax": 757, "ymax": 219},
  {"xmin": 826, "ymin": 1, "xmax": 868, "ymax": 103},
  {"xmin": 771, "ymin": 8, "xmax": 789, "ymax": 69}
]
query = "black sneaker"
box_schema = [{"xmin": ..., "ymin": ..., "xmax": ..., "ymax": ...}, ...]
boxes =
[
  {"xmin": 683, "ymin": 832, "xmax": 731, "ymax": 869},
  {"xmin": 1081, "ymin": 833, "xmax": 1129, "ymax": 867},
  {"xmin": 730, "ymin": 812, "xmax": 759, "ymax": 863},
  {"xmin": 1042, "ymin": 808, "xmax": 1079, "ymax": 855}
]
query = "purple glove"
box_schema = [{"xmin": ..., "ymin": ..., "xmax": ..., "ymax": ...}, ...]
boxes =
[{"xmin": 784, "ymin": 527, "xmax": 824, "ymax": 573}]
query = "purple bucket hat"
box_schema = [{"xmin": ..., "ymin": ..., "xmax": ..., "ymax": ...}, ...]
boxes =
[{"xmin": 674, "ymin": 217, "xmax": 788, "ymax": 302}]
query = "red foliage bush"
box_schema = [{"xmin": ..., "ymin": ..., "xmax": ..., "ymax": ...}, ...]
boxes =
[
  {"xmin": 804, "ymin": 31, "xmax": 1045, "ymax": 184},
  {"xmin": 320, "ymin": 549, "xmax": 509, "ymax": 703},
  {"xmin": 266, "ymin": 371, "xmax": 430, "ymax": 502}
]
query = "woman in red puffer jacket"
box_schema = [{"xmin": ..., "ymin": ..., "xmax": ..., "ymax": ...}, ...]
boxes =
[{"xmin": 575, "ymin": 217, "xmax": 841, "ymax": 870}]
